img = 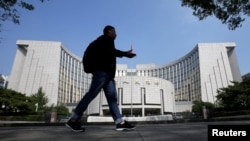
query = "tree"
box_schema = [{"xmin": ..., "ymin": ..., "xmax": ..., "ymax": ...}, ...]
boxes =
[
  {"xmin": 0, "ymin": 0, "xmax": 48, "ymax": 32},
  {"xmin": 216, "ymin": 77, "xmax": 250, "ymax": 110},
  {"xmin": 180, "ymin": 0, "xmax": 250, "ymax": 30},
  {"xmin": 55, "ymin": 104, "xmax": 69, "ymax": 115},
  {"xmin": 192, "ymin": 101, "xmax": 215, "ymax": 114},
  {"xmin": 191, "ymin": 101, "xmax": 215, "ymax": 119},
  {"xmin": 30, "ymin": 87, "xmax": 48, "ymax": 113},
  {"xmin": 0, "ymin": 88, "xmax": 32, "ymax": 114}
]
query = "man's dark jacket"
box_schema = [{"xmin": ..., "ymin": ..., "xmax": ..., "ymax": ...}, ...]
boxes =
[{"xmin": 83, "ymin": 35, "xmax": 127, "ymax": 78}]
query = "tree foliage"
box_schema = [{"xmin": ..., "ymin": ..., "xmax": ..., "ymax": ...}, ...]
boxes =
[
  {"xmin": 0, "ymin": 87, "xmax": 69, "ymax": 121},
  {"xmin": 30, "ymin": 87, "xmax": 48, "ymax": 112},
  {"xmin": 192, "ymin": 101, "xmax": 215, "ymax": 113},
  {"xmin": 0, "ymin": 88, "xmax": 33, "ymax": 113},
  {"xmin": 0, "ymin": 0, "xmax": 48, "ymax": 32},
  {"xmin": 45, "ymin": 104, "xmax": 69, "ymax": 116},
  {"xmin": 216, "ymin": 77, "xmax": 250, "ymax": 110},
  {"xmin": 180, "ymin": 0, "xmax": 250, "ymax": 30}
]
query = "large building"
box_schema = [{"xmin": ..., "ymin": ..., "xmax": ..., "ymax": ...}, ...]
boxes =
[
  {"xmin": 0, "ymin": 74, "xmax": 8, "ymax": 88},
  {"xmin": 8, "ymin": 40, "xmax": 242, "ymax": 115}
]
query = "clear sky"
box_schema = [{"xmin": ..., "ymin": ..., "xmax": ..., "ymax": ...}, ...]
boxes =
[{"xmin": 1, "ymin": 0, "xmax": 250, "ymax": 76}]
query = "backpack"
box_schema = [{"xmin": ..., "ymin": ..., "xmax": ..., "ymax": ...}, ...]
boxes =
[{"xmin": 82, "ymin": 42, "xmax": 95, "ymax": 73}]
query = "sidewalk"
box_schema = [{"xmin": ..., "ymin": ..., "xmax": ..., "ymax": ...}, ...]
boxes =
[
  {"xmin": 1, "ymin": 120, "xmax": 250, "ymax": 141},
  {"xmin": 1, "ymin": 114, "xmax": 250, "ymax": 127},
  {"xmin": 1, "ymin": 115, "xmax": 250, "ymax": 141}
]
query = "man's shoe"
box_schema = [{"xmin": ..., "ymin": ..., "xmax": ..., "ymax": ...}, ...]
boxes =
[
  {"xmin": 65, "ymin": 119, "xmax": 85, "ymax": 132},
  {"xmin": 116, "ymin": 120, "xmax": 136, "ymax": 131}
]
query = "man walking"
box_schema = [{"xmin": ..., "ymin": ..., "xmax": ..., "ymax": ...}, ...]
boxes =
[{"xmin": 66, "ymin": 25, "xmax": 136, "ymax": 132}]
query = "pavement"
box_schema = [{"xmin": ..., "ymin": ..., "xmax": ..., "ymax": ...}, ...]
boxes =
[
  {"xmin": 1, "ymin": 117, "xmax": 250, "ymax": 141},
  {"xmin": 0, "ymin": 121, "xmax": 250, "ymax": 141}
]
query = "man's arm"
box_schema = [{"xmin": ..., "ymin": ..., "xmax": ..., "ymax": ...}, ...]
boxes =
[{"xmin": 115, "ymin": 49, "xmax": 136, "ymax": 58}]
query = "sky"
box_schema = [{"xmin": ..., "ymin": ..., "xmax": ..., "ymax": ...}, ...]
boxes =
[{"xmin": 1, "ymin": 0, "xmax": 250, "ymax": 76}]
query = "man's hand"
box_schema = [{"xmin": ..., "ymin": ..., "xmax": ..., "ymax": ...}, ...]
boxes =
[{"xmin": 126, "ymin": 49, "xmax": 136, "ymax": 58}]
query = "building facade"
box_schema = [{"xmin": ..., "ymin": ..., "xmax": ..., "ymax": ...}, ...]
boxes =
[
  {"xmin": 8, "ymin": 40, "xmax": 242, "ymax": 114},
  {"xmin": 0, "ymin": 74, "xmax": 8, "ymax": 88},
  {"xmin": 131, "ymin": 43, "xmax": 242, "ymax": 111},
  {"xmin": 8, "ymin": 40, "xmax": 91, "ymax": 107}
]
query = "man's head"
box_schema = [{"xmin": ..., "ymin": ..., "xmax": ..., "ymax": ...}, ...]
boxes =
[{"xmin": 103, "ymin": 25, "xmax": 116, "ymax": 39}]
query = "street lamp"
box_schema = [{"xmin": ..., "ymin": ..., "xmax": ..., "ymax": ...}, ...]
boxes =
[{"xmin": 35, "ymin": 103, "xmax": 39, "ymax": 112}]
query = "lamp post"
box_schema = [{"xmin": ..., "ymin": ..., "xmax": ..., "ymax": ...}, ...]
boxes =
[{"xmin": 35, "ymin": 103, "xmax": 38, "ymax": 112}]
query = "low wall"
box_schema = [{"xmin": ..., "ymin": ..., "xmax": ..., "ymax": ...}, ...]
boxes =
[{"xmin": 87, "ymin": 115, "xmax": 173, "ymax": 123}]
